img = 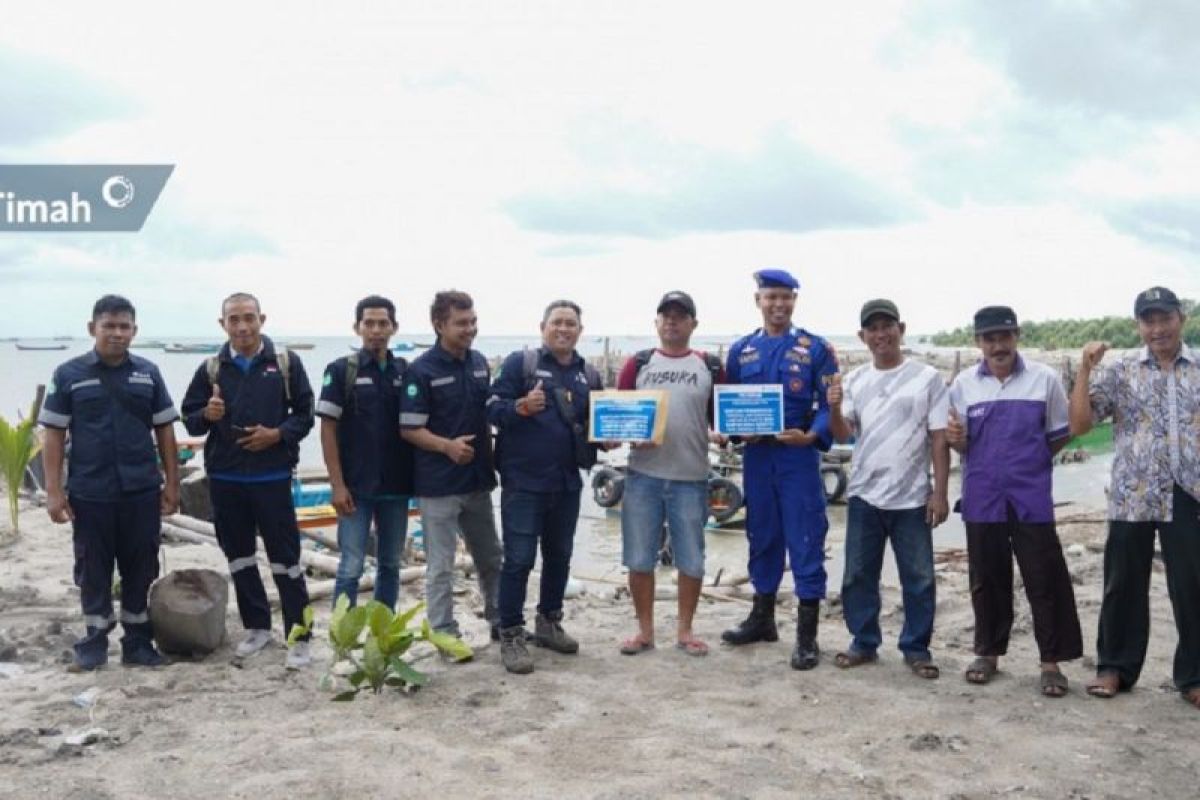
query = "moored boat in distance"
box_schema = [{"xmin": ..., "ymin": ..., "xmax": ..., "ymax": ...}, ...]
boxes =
[
  {"xmin": 278, "ymin": 342, "xmax": 315, "ymax": 350},
  {"xmin": 163, "ymin": 342, "xmax": 221, "ymax": 354},
  {"xmin": 15, "ymin": 342, "xmax": 69, "ymax": 351}
]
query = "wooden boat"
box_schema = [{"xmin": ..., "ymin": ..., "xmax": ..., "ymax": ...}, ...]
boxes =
[{"xmin": 15, "ymin": 342, "xmax": 68, "ymax": 351}]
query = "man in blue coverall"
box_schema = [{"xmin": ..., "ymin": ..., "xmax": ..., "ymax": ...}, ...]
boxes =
[{"xmin": 721, "ymin": 269, "xmax": 839, "ymax": 670}]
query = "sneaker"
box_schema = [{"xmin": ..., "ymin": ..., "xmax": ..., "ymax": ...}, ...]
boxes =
[
  {"xmin": 235, "ymin": 629, "xmax": 274, "ymax": 658},
  {"xmin": 285, "ymin": 641, "xmax": 312, "ymax": 670},
  {"xmin": 534, "ymin": 612, "xmax": 579, "ymax": 654},
  {"xmin": 121, "ymin": 641, "xmax": 168, "ymax": 668},
  {"xmin": 500, "ymin": 626, "xmax": 534, "ymax": 674}
]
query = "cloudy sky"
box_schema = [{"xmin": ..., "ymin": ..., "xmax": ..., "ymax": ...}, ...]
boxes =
[{"xmin": 1, "ymin": 1, "xmax": 1197, "ymax": 338}]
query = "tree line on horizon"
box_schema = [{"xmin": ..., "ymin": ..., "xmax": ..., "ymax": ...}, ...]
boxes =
[{"xmin": 930, "ymin": 299, "xmax": 1200, "ymax": 349}]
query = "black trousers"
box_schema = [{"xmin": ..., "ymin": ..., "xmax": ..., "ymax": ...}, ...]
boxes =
[
  {"xmin": 209, "ymin": 479, "xmax": 310, "ymax": 640},
  {"xmin": 1097, "ymin": 485, "xmax": 1200, "ymax": 693},
  {"xmin": 965, "ymin": 508, "xmax": 1083, "ymax": 663},
  {"xmin": 71, "ymin": 489, "xmax": 161, "ymax": 660}
]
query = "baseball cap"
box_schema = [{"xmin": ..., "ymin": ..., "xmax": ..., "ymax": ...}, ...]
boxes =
[
  {"xmin": 656, "ymin": 290, "xmax": 696, "ymax": 317},
  {"xmin": 859, "ymin": 298, "xmax": 900, "ymax": 328},
  {"xmin": 973, "ymin": 305, "xmax": 1019, "ymax": 335},
  {"xmin": 1134, "ymin": 286, "xmax": 1181, "ymax": 318}
]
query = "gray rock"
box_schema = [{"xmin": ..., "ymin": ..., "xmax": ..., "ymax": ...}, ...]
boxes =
[
  {"xmin": 148, "ymin": 569, "xmax": 228, "ymax": 656},
  {"xmin": 178, "ymin": 471, "xmax": 213, "ymax": 521}
]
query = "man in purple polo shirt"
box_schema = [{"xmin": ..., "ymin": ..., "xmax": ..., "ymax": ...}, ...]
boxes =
[{"xmin": 945, "ymin": 305, "xmax": 1082, "ymax": 697}]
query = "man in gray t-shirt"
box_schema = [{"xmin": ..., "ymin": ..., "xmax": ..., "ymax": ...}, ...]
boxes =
[
  {"xmin": 829, "ymin": 299, "xmax": 949, "ymax": 679},
  {"xmin": 616, "ymin": 291, "xmax": 724, "ymax": 656}
]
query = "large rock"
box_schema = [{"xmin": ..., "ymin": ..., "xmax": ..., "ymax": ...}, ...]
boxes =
[
  {"xmin": 149, "ymin": 569, "xmax": 228, "ymax": 656},
  {"xmin": 178, "ymin": 470, "xmax": 212, "ymax": 521}
]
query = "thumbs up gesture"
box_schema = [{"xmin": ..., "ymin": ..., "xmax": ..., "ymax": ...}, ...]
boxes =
[
  {"xmin": 827, "ymin": 373, "xmax": 843, "ymax": 408},
  {"xmin": 204, "ymin": 382, "xmax": 225, "ymax": 422},
  {"xmin": 946, "ymin": 406, "xmax": 966, "ymax": 448},
  {"xmin": 521, "ymin": 379, "xmax": 547, "ymax": 416}
]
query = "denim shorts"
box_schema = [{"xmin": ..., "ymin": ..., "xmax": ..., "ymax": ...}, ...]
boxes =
[{"xmin": 621, "ymin": 470, "xmax": 707, "ymax": 578}]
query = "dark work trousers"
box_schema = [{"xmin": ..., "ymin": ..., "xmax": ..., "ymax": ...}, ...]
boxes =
[
  {"xmin": 209, "ymin": 479, "xmax": 311, "ymax": 641},
  {"xmin": 965, "ymin": 506, "xmax": 1083, "ymax": 663},
  {"xmin": 71, "ymin": 489, "xmax": 161, "ymax": 663},
  {"xmin": 1097, "ymin": 484, "xmax": 1200, "ymax": 693}
]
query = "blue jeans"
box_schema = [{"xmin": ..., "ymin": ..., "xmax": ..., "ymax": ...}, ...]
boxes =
[
  {"xmin": 498, "ymin": 489, "xmax": 581, "ymax": 630},
  {"xmin": 333, "ymin": 495, "xmax": 409, "ymax": 610},
  {"xmin": 841, "ymin": 496, "xmax": 936, "ymax": 661},
  {"xmin": 620, "ymin": 471, "xmax": 707, "ymax": 579}
]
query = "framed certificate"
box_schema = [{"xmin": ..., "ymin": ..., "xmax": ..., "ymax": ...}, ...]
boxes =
[
  {"xmin": 588, "ymin": 390, "xmax": 668, "ymax": 444},
  {"xmin": 714, "ymin": 384, "xmax": 784, "ymax": 436}
]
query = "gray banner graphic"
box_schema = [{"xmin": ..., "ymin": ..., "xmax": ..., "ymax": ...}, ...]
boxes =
[{"xmin": 0, "ymin": 165, "xmax": 173, "ymax": 232}]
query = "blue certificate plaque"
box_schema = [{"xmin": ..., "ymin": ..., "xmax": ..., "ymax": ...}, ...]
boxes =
[
  {"xmin": 588, "ymin": 391, "xmax": 668, "ymax": 443},
  {"xmin": 714, "ymin": 384, "xmax": 784, "ymax": 436}
]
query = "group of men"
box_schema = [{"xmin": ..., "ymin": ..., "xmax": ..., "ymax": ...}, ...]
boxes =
[{"xmin": 38, "ymin": 277, "xmax": 1200, "ymax": 709}]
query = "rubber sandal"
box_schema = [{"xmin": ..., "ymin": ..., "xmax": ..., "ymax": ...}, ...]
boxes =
[
  {"xmin": 619, "ymin": 637, "xmax": 655, "ymax": 656},
  {"xmin": 1040, "ymin": 669, "xmax": 1069, "ymax": 698},
  {"xmin": 1085, "ymin": 670, "xmax": 1120, "ymax": 699},
  {"xmin": 834, "ymin": 650, "xmax": 878, "ymax": 669},
  {"xmin": 905, "ymin": 658, "xmax": 940, "ymax": 680},
  {"xmin": 675, "ymin": 639, "xmax": 709, "ymax": 657},
  {"xmin": 965, "ymin": 656, "xmax": 998, "ymax": 684}
]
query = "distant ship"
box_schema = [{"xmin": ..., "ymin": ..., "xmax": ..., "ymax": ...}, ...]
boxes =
[{"xmin": 278, "ymin": 342, "xmax": 315, "ymax": 350}]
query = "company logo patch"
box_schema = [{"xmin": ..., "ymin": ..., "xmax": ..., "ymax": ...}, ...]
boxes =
[
  {"xmin": 406, "ymin": 384, "xmax": 418, "ymax": 397},
  {"xmin": 322, "ymin": 372, "xmax": 333, "ymax": 387}
]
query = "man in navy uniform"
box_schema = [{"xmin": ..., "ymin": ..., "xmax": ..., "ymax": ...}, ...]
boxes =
[
  {"xmin": 40, "ymin": 294, "xmax": 179, "ymax": 671},
  {"xmin": 400, "ymin": 290, "xmax": 503, "ymax": 657},
  {"xmin": 317, "ymin": 295, "xmax": 415, "ymax": 610},
  {"xmin": 181, "ymin": 292, "xmax": 315, "ymax": 668},
  {"xmin": 722, "ymin": 269, "xmax": 839, "ymax": 670}
]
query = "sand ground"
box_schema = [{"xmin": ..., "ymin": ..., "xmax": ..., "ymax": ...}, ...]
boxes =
[{"xmin": 0, "ymin": 498, "xmax": 1196, "ymax": 800}]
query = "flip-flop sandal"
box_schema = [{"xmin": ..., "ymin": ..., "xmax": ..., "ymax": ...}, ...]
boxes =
[
  {"xmin": 1040, "ymin": 670, "xmax": 1069, "ymax": 698},
  {"xmin": 675, "ymin": 639, "xmax": 709, "ymax": 657},
  {"xmin": 619, "ymin": 637, "xmax": 655, "ymax": 656},
  {"xmin": 1085, "ymin": 671, "xmax": 1120, "ymax": 699},
  {"xmin": 906, "ymin": 659, "xmax": 940, "ymax": 680},
  {"xmin": 834, "ymin": 650, "xmax": 878, "ymax": 669},
  {"xmin": 964, "ymin": 657, "xmax": 998, "ymax": 684}
]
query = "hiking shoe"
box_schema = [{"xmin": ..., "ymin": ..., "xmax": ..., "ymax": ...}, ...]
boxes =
[
  {"xmin": 285, "ymin": 641, "xmax": 312, "ymax": 670},
  {"xmin": 500, "ymin": 626, "xmax": 534, "ymax": 674},
  {"xmin": 235, "ymin": 629, "xmax": 274, "ymax": 657},
  {"xmin": 534, "ymin": 612, "xmax": 579, "ymax": 655},
  {"xmin": 121, "ymin": 641, "xmax": 168, "ymax": 668}
]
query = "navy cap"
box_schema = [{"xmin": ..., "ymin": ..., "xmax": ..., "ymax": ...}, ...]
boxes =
[
  {"xmin": 657, "ymin": 290, "xmax": 697, "ymax": 317},
  {"xmin": 973, "ymin": 305, "xmax": 1019, "ymax": 335},
  {"xmin": 753, "ymin": 269, "xmax": 799, "ymax": 291},
  {"xmin": 1134, "ymin": 286, "xmax": 1181, "ymax": 318},
  {"xmin": 860, "ymin": 298, "xmax": 900, "ymax": 328}
]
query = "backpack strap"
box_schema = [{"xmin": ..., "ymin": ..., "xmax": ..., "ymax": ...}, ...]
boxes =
[
  {"xmin": 276, "ymin": 348, "xmax": 292, "ymax": 404},
  {"xmin": 699, "ymin": 351, "xmax": 722, "ymax": 385},
  {"xmin": 521, "ymin": 347, "xmax": 539, "ymax": 388}
]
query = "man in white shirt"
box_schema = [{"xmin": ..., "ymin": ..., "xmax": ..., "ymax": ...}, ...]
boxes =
[{"xmin": 829, "ymin": 299, "xmax": 950, "ymax": 678}]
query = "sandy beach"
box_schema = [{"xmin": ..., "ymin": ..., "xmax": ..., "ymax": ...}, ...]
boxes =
[{"xmin": 1, "ymin": 488, "xmax": 1196, "ymax": 800}]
